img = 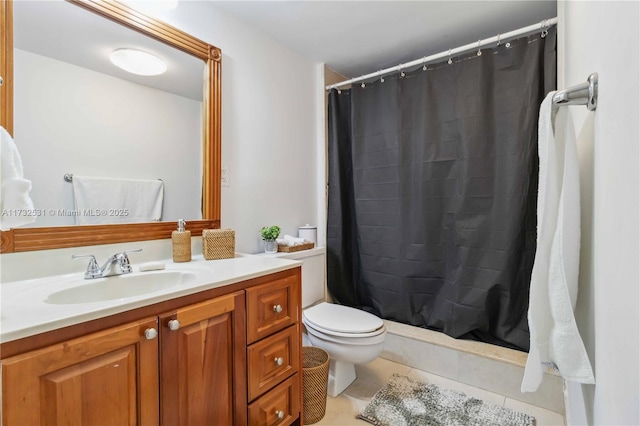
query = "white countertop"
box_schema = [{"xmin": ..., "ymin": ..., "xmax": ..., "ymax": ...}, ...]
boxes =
[{"xmin": 0, "ymin": 254, "xmax": 301, "ymax": 344}]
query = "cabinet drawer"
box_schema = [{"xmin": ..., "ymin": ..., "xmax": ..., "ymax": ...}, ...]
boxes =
[
  {"xmin": 246, "ymin": 275, "xmax": 299, "ymax": 344},
  {"xmin": 248, "ymin": 325, "xmax": 300, "ymax": 401},
  {"xmin": 248, "ymin": 374, "xmax": 300, "ymax": 426}
]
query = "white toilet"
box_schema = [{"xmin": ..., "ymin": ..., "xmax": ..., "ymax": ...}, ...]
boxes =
[
  {"xmin": 270, "ymin": 247, "xmax": 387, "ymax": 397},
  {"xmin": 302, "ymin": 302, "xmax": 386, "ymax": 396}
]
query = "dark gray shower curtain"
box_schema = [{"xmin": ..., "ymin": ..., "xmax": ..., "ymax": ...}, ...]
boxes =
[{"xmin": 327, "ymin": 28, "xmax": 556, "ymax": 351}]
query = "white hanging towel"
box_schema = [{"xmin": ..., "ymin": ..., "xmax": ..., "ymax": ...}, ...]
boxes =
[
  {"xmin": 0, "ymin": 126, "xmax": 36, "ymax": 230},
  {"xmin": 72, "ymin": 175, "xmax": 163, "ymax": 225},
  {"xmin": 521, "ymin": 92, "xmax": 595, "ymax": 392}
]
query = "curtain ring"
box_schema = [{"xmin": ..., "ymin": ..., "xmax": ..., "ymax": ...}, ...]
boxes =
[
  {"xmin": 380, "ymin": 71, "xmax": 385, "ymax": 83},
  {"xmin": 422, "ymin": 57, "xmax": 427, "ymax": 71},
  {"xmin": 541, "ymin": 19, "xmax": 549, "ymax": 38},
  {"xmin": 361, "ymin": 82, "xmax": 366, "ymax": 88},
  {"xmin": 477, "ymin": 40, "xmax": 482, "ymax": 56},
  {"xmin": 497, "ymin": 33, "xmax": 501, "ymax": 46},
  {"xmin": 447, "ymin": 48, "xmax": 453, "ymax": 65}
]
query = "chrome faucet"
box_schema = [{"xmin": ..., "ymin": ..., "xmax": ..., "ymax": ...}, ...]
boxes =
[{"xmin": 73, "ymin": 249, "xmax": 142, "ymax": 279}]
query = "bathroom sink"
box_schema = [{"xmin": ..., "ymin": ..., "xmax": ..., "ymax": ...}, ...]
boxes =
[{"xmin": 44, "ymin": 271, "xmax": 197, "ymax": 305}]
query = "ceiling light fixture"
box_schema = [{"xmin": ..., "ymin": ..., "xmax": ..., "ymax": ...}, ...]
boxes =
[{"xmin": 109, "ymin": 48, "xmax": 167, "ymax": 76}]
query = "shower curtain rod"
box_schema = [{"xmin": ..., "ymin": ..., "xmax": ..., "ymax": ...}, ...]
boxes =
[{"xmin": 326, "ymin": 17, "xmax": 558, "ymax": 90}]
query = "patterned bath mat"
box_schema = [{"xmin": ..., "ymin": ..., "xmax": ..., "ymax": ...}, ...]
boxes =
[{"xmin": 356, "ymin": 374, "xmax": 535, "ymax": 426}]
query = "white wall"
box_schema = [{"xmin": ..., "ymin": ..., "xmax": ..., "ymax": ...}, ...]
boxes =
[
  {"xmin": 151, "ymin": 2, "xmax": 322, "ymax": 254},
  {"xmin": 14, "ymin": 49, "xmax": 202, "ymax": 226},
  {"xmin": 560, "ymin": 1, "xmax": 640, "ymax": 424}
]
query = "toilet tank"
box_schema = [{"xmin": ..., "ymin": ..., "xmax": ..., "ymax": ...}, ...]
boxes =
[{"xmin": 266, "ymin": 247, "xmax": 326, "ymax": 308}]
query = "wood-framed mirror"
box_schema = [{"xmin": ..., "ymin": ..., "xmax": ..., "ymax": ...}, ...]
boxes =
[{"xmin": 0, "ymin": 0, "xmax": 221, "ymax": 253}]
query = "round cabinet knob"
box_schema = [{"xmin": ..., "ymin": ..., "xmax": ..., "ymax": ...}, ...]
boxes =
[
  {"xmin": 274, "ymin": 356, "xmax": 284, "ymax": 366},
  {"xmin": 168, "ymin": 319, "xmax": 181, "ymax": 331},
  {"xmin": 275, "ymin": 410, "xmax": 285, "ymax": 420},
  {"xmin": 273, "ymin": 304, "xmax": 283, "ymax": 313},
  {"xmin": 144, "ymin": 328, "xmax": 158, "ymax": 340}
]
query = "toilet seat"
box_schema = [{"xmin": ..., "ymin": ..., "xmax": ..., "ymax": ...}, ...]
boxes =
[
  {"xmin": 303, "ymin": 319, "xmax": 385, "ymax": 338},
  {"xmin": 303, "ymin": 302, "xmax": 385, "ymax": 337}
]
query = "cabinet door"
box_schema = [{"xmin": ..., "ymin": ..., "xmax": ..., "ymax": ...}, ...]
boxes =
[
  {"xmin": 160, "ymin": 291, "xmax": 247, "ymax": 426},
  {"xmin": 1, "ymin": 317, "xmax": 159, "ymax": 426}
]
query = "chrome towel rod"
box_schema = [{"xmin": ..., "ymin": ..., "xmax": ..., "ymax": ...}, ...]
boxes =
[
  {"xmin": 64, "ymin": 174, "xmax": 163, "ymax": 182},
  {"xmin": 553, "ymin": 72, "xmax": 598, "ymax": 111}
]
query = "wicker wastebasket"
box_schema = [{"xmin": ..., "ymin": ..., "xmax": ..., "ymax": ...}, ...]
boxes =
[{"xmin": 302, "ymin": 346, "xmax": 330, "ymax": 424}]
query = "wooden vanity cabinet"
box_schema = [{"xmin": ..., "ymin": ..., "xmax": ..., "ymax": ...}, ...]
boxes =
[
  {"xmin": 0, "ymin": 267, "xmax": 303, "ymax": 426},
  {"xmin": 1, "ymin": 317, "xmax": 160, "ymax": 425}
]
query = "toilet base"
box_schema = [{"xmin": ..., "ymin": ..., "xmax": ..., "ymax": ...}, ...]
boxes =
[{"xmin": 327, "ymin": 359, "xmax": 356, "ymax": 397}]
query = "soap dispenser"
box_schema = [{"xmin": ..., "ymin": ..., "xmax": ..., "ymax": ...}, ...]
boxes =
[{"xmin": 172, "ymin": 219, "xmax": 191, "ymax": 262}]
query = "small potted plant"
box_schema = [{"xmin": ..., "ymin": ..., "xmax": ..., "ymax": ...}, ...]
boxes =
[{"xmin": 260, "ymin": 225, "xmax": 281, "ymax": 253}]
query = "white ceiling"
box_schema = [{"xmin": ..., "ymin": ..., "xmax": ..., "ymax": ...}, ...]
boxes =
[{"xmin": 207, "ymin": 0, "xmax": 557, "ymax": 78}]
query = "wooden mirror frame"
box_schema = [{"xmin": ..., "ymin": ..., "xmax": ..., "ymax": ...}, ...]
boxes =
[{"xmin": 0, "ymin": 0, "xmax": 221, "ymax": 253}]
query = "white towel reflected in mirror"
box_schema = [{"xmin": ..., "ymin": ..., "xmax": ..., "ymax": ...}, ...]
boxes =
[
  {"xmin": 71, "ymin": 175, "xmax": 164, "ymax": 225},
  {"xmin": 0, "ymin": 126, "xmax": 36, "ymax": 230}
]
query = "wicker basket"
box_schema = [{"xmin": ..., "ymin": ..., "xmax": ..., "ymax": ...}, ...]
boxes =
[
  {"xmin": 277, "ymin": 242, "xmax": 315, "ymax": 253},
  {"xmin": 202, "ymin": 229, "xmax": 235, "ymax": 260},
  {"xmin": 302, "ymin": 346, "xmax": 330, "ymax": 424}
]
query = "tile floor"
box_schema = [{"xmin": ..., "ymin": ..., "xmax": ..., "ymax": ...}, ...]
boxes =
[{"xmin": 314, "ymin": 357, "xmax": 566, "ymax": 426}]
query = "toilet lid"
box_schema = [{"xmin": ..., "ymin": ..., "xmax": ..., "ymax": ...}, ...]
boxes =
[
  {"xmin": 303, "ymin": 302, "xmax": 384, "ymax": 334},
  {"xmin": 303, "ymin": 317, "xmax": 385, "ymax": 339}
]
